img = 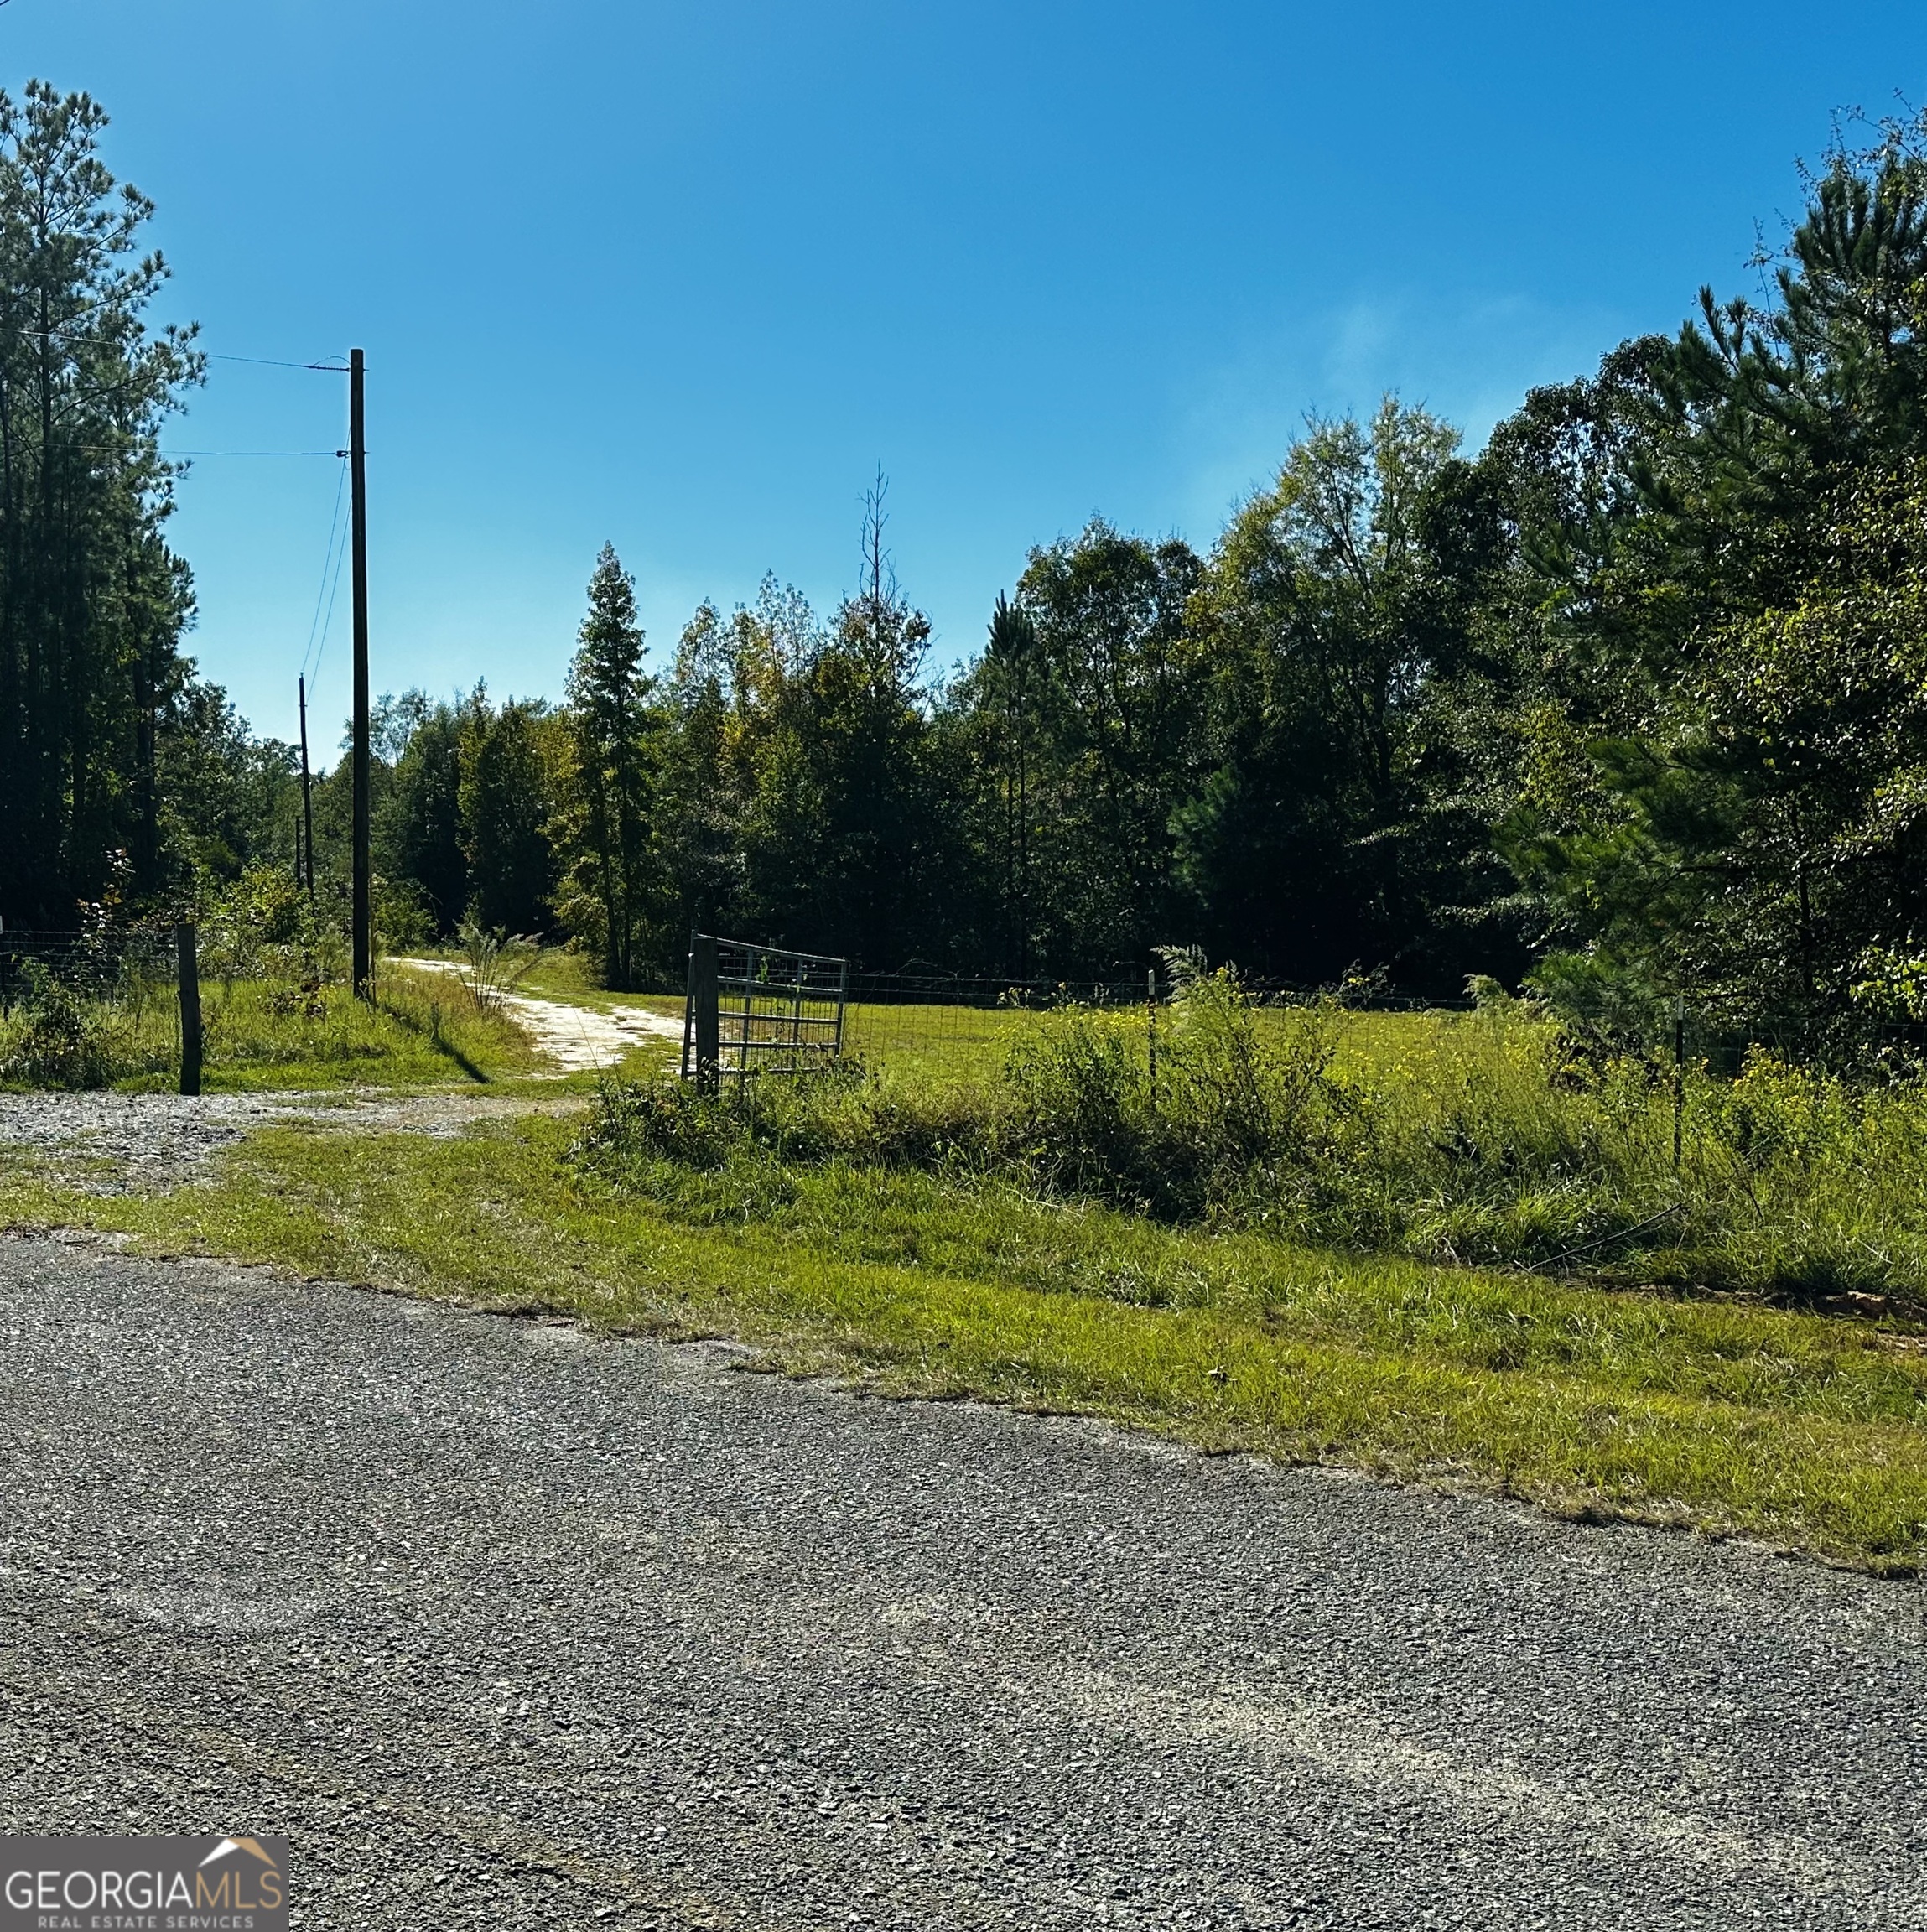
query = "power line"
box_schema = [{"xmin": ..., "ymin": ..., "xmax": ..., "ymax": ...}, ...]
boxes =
[
  {"xmin": 0, "ymin": 320, "xmax": 347, "ymax": 372},
  {"xmin": 301, "ymin": 457, "xmax": 350, "ymax": 683},
  {"xmin": 305, "ymin": 459, "xmax": 353, "ymax": 688},
  {"xmin": 62, "ymin": 445, "xmax": 346, "ymax": 457},
  {"xmin": 203, "ymin": 353, "xmax": 350, "ymax": 372}
]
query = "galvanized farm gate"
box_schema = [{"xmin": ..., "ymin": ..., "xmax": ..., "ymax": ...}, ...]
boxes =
[{"xmin": 682, "ymin": 933, "xmax": 849, "ymax": 1090}]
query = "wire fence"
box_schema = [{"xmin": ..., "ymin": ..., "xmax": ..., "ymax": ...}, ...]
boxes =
[
  {"xmin": 0, "ymin": 927, "xmax": 184, "ymax": 1085},
  {"xmin": 0, "ymin": 927, "xmax": 176, "ymax": 1011},
  {"xmin": 676, "ymin": 940, "xmax": 1927, "ymax": 1093},
  {"xmin": 839, "ymin": 970, "xmax": 1157, "ymax": 1086}
]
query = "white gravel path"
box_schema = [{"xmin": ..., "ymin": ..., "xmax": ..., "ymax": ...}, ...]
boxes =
[{"xmin": 394, "ymin": 958, "xmax": 683, "ymax": 1072}]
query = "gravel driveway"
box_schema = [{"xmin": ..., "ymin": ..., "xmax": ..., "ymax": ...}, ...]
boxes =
[
  {"xmin": 2, "ymin": 1234, "xmax": 1922, "ymax": 1930},
  {"xmin": 394, "ymin": 960, "xmax": 684, "ymax": 1072},
  {"xmin": 0, "ymin": 1088, "xmax": 585, "ymax": 1192}
]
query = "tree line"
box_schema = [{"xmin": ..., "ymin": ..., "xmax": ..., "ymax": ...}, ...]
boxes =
[{"xmin": 17, "ymin": 80, "xmax": 1927, "ymax": 1046}]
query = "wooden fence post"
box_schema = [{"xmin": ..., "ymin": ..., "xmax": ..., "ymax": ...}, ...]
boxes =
[
  {"xmin": 176, "ymin": 922, "xmax": 203, "ymax": 1097},
  {"xmin": 691, "ymin": 932, "xmax": 719, "ymax": 1096}
]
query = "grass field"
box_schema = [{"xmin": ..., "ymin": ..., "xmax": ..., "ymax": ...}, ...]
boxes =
[{"xmin": 0, "ymin": 962, "xmax": 543, "ymax": 1091}]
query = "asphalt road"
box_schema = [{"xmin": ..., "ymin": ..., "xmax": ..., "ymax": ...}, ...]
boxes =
[{"xmin": 1, "ymin": 1233, "xmax": 1922, "ymax": 1930}]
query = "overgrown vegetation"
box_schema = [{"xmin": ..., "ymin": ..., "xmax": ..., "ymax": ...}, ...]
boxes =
[
  {"xmin": 0, "ymin": 961, "xmax": 538, "ymax": 1092},
  {"xmin": 579, "ymin": 969, "xmax": 1927, "ymax": 1307},
  {"xmin": 0, "ymin": 866, "xmax": 542, "ymax": 1090}
]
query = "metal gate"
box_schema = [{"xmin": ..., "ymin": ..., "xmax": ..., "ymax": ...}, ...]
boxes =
[{"xmin": 682, "ymin": 933, "xmax": 848, "ymax": 1088}]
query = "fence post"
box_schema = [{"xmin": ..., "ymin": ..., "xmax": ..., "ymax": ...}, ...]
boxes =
[
  {"xmin": 175, "ymin": 922, "xmax": 203, "ymax": 1098},
  {"xmin": 1147, "ymin": 966, "xmax": 1158, "ymax": 1114},
  {"xmin": 690, "ymin": 932, "xmax": 719, "ymax": 1097},
  {"xmin": 1672, "ymin": 995, "xmax": 1685, "ymax": 1171}
]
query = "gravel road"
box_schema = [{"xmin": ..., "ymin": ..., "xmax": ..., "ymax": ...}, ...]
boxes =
[{"xmin": 2, "ymin": 1234, "xmax": 1922, "ymax": 1930}]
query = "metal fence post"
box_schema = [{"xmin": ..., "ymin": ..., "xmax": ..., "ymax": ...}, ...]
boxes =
[
  {"xmin": 1147, "ymin": 966, "xmax": 1157, "ymax": 1114},
  {"xmin": 175, "ymin": 922, "xmax": 203, "ymax": 1098},
  {"xmin": 1673, "ymin": 995, "xmax": 1685, "ymax": 1171},
  {"xmin": 691, "ymin": 932, "xmax": 720, "ymax": 1097}
]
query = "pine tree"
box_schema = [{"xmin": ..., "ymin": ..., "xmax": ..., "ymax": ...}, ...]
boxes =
[
  {"xmin": 0, "ymin": 81, "xmax": 204, "ymax": 922},
  {"xmin": 564, "ymin": 543, "xmax": 654, "ymax": 986}
]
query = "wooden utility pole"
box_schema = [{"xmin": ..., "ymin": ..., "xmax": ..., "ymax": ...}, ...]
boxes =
[
  {"xmin": 349, "ymin": 347, "xmax": 371, "ymax": 999},
  {"xmin": 297, "ymin": 672, "xmax": 315, "ymax": 899}
]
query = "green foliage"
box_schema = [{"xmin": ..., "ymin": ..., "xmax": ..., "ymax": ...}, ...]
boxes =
[
  {"xmin": 995, "ymin": 521, "xmax": 1203, "ymax": 972},
  {"xmin": 582, "ymin": 983, "xmax": 1927, "ymax": 1307},
  {"xmin": 375, "ymin": 697, "xmax": 468, "ymax": 935},
  {"xmin": 553, "ymin": 544, "xmax": 657, "ymax": 987},
  {"xmin": 198, "ymin": 863, "xmax": 341, "ymax": 997},
  {"xmin": 1488, "ymin": 112, "xmax": 1927, "ymax": 1044},
  {"xmin": 656, "ymin": 496, "xmax": 963, "ymax": 971},
  {"xmin": 1509, "ymin": 464, "xmax": 1927, "ymax": 1045},
  {"xmin": 0, "ymin": 962, "xmax": 117, "ymax": 1088},
  {"xmin": 0, "ymin": 81, "xmax": 243, "ymax": 923},
  {"xmin": 456, "ymin": 917, "xmax": 542, "ymax": 1013},
  {"xmin": 458, "ymin": 695, "xmax": 558, "ymax": 935}
]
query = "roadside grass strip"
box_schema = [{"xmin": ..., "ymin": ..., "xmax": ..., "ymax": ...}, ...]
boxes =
[{"xmin": 5, "ymin": 1116, "xmax": 1924, "ymax": 1574}]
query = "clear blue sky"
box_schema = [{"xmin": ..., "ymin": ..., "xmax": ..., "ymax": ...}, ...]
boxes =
[{"xmin": 13, "ymin": 2, "xmax": 1927, "ymax": 745}]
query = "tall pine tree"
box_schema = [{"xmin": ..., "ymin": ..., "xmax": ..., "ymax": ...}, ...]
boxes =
[{"xmin": 561, "ymin": 543, "xmax": 654, "ymax": 985}]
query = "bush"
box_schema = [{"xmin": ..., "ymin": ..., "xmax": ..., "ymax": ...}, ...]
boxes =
[
  {"xmin": 1000, "ymin": 968, "xmax": 1369, "ymax": 1222},
  {"xmin": 200, "ymin": 865, "xmax": 345, "ymax": 1003},
  {"xmin": 575, "ymin": 1059, "xmax": 993, "ymax": 1177},
  {"xmin": 0, "ymin": 965, "xmax": 117, "ymax": 1089}
]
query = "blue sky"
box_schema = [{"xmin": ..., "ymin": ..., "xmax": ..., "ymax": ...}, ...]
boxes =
[{"xmin": 13, "ymin": 2, "xmax": 1927, "ymax": 745}]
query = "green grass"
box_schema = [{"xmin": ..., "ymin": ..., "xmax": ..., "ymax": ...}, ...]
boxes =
[
  {"xmin": 5, "ymin": 1113, "xmax": 1924, "ymax": 1573},
  {"xmin": 9, "ymin": 969, "xmax": 1925, "ymax": 1574},
  {"xmin": 0, "ymin": 963, "xmax": 543, "ymax": 1092},
  {"xmin": 668, "ymin": 988, "xmax": 1927, "ymax": 1308},
  {"xmin": 844, "ymin": 1000, "xmax": 1036, "ymax": 1085}
]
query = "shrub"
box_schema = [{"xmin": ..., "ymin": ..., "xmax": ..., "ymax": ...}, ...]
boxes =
[
  {"xmin": 0, "ymin": 964, "xmax": 117, "ymax": 1089},
  {"xmin": 575, "ymin": 971, "xmax": 1927, "ymax": 1305},
  {"xmin": 457, "ymin": 918, "xmax": 542, "ymax": 1013}
]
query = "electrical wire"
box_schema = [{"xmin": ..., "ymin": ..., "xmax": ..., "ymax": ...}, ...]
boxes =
[
  {"xmin": 8, "ymin": 313, "xmax": 356, "ymax": 719},
  {"xmin": 204, "ymin": 353, "xmax": 350, "ymax": 372},
  {"xmin": 65, "ymin": 444, "xmax": 345, "ymax": 456},
  {"xmin": 310, "ymin": 512, "xmax": 351, "ymax": 688},
  {"xmin": 0, "ymin": 319, "xmax": 346, "ymax": 371},
  {"xmin": 302, "ymin": 456, "xmax": 352, "ymax": 687}
]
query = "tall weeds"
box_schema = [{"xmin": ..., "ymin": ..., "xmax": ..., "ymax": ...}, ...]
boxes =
[{"xmin": 579, "ymin": 969, "xmax": 1927, "ymax": 1306}]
